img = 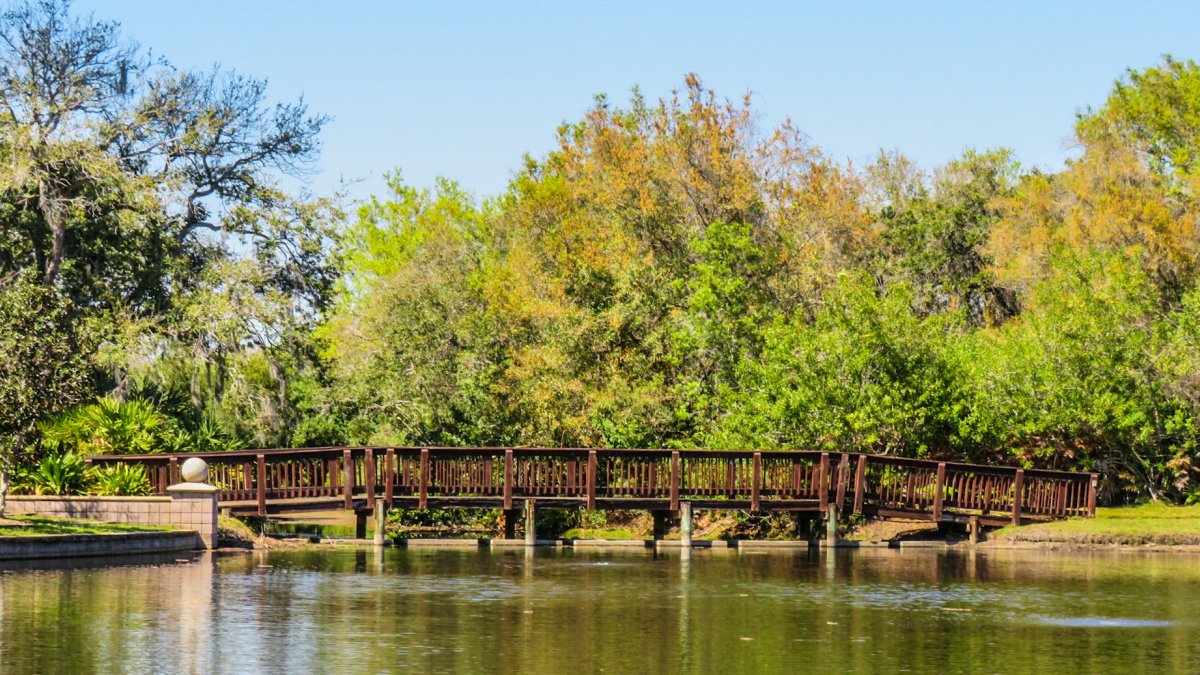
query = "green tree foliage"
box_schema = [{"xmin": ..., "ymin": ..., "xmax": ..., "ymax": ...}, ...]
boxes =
[
  {"xmin": 709, "ymin": 275, "xmax": 966, "ymax": 456},
  {"xmin": 320, "ymin": 67, "xmax": 1200, "ymax": 503},
  {"xmin": 1078, "ymin": 55, "xmax": 1200, "ymax": 194},
  {"xmin": 874, "ymin": 149, "xmax": 1020, "ymax": 325},
  {"xmin": 0, "ymin": 274, "xmax": 89, "ymax": 513},
  {"xmin": 0, "ymin": 0, "xmax": 341, "ymax": 454}
]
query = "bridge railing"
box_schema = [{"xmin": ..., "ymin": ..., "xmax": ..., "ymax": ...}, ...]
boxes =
[{"xmin": 87, "ymin": 447, "xmax": 1098, "ymax": 523}]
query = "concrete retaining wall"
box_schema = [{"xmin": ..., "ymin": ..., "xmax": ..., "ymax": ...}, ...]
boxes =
[
  {"xmin": 0, "ymin": 530, "xmax": 202, "ymax": 560},
  {"xmin": 7, "ymin": 493, "xmax": 218, "ymax": 549}
]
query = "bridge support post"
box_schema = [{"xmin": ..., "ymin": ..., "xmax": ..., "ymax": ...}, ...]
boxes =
[
  {"xmin": 355, "ymin": 510, "xmax": 368, "ymax": 540},
  {"xmin": 968, "ymin": 516, "xmax": 980, "ymax": 545},
  {"xmin": 680, "ymin": 502, "xmax": 692, "ymax": 548},
  {"xmin": 825, "ymin": 505, "xmax": 839, "ymax": 546},
  {"xmin": 524, "ymin": 499, "xmax": 536, "ymax": 546},
  {"xmin": 373, "ymin": 500, "xmax": 387, "ymax": 546},
  {"xmin": 652, "ymin": 511, "xmax": 669, "ymax": 541},
  {"xmin": 502, "ymin": 509, "xmax": 518, "ymax": 539},
  {"xmin": 793, "ymin": 513, "xmax": 814, "ymax": 540}
]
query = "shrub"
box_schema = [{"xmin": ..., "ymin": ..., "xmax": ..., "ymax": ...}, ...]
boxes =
[
  {"xmin": 89, "ymin": 463, "xmax": 152, "ymax": 496},
  {"xmin": 25, "ymin": 452, "xmax": 90, "ymax": 496}
]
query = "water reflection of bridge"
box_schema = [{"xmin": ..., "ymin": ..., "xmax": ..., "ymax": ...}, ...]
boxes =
[{"xmin": 90, "ymin": 447, "xmax": 1097, "ymax": 538}]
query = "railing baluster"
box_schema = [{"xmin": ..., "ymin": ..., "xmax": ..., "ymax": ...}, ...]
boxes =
[
  {"xmin": 587, "ymin": 450, "xmax": 597, "ymax": 509},
  {"xmin": 932, "ymin": 462, "xmax": 945, "ymax": 522},
  {"xmin": 419, "ymin": 448, "xmax": 430, "ymax": 509},
  {"xmin": 818, "ymin": 453, "xmax": 829, "ymax": 513},
  {"xmin": 853, "ymin": 455, "xmax": 867, "ymax": 514},
  {"xmin": 256, "ymin": 454, "xmax": 266, "ymax": 516},
  {"xmin": 365, "ymin": 448, "xmax": 376, "ymax": 509},
  {"xmin": 1012, "ymin": 469, "xmax": 1024, "ymax": 525},
  {"xmin": 751, "ymin": 452, "xmax": 762, "ymax": 511},
  {"xmin": 342, "ymin": 448, "xmax": 354, "ymax": 509}
]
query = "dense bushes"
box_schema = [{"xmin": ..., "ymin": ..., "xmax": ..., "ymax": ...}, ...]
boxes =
[{"xmin": 11, "ymin": 453, "xmax": 150, "ymax": 497}]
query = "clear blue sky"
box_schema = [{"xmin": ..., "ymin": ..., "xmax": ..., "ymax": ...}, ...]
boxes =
[{"xmin": 75, "ymin": 1, "xmax": 1200, "ymax": 202}]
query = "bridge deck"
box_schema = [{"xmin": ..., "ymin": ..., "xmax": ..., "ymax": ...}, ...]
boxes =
[{"xmin": 89, "ymin": 447, "xmax": 1098, "ymax": 526}]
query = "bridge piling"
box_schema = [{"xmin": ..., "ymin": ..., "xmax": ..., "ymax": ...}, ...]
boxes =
[
  {"xmin": 355, "ymin": 510, "xmax": 368, "ymax": 539},
  {"xmin": 680, "ymin": 502, "xmax": 693, "ymax": 547},
  {"xmin": 373, "ymin": 501, "xmax": 386, "ymax": 546},
  {"xmin": 524, "ymin": 499, "xmax": 536, "ymax": 546},
  {"xmin": 502, "ymin": 509, "xmax": 518, "ymax": 539},
  {"xmin": 652, "ymin": 511, "xmax": 669, "ymax": 540},
  {"xmin": 825, "ymin": 505, "xmax": 839, "ymax": 546}
]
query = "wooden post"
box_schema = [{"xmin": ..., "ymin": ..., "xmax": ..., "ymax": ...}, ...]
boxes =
[
  {"xmin": 502, "ymin": 509, "xmax": 518, "ymax": 539},
  {"xmin": 169, "ymin": 457, "xmax": 179, "ymax": 486},
  {"xmin": 524, "ymin": 499, "xmax": 536, "ymax": 546},
  {"xmin": 372, "ymin": 497, "xmax": 386, "ymax": 542},
  {"xmin": 1011, "ymin": 469, "xmax": 1024, "ymax": 525},
  {"xmin": 586, "ymin": 450, "xmax": 597, "ymax": 510},
  {"xmin": 365, "ymin": 447, "xmax": 376, "ymax": 509},
  {"xmin": 256, "ymin": 453, "xmax": 266, "ymax": 516},
  {"xmin": 835, "ymin": 454, "xmax": 850, "ymax": 512},
  {"xmin": 852, "ymin": 455, "xmax": 867, "ymax": 514},
  {"xmin": 670, "ymin": 451, "xmax": 680, "ymax": 512},
  {"xmin": 826, "ymin": 504, "xmax": 839, "ymax": 546},
  {"xmin": 502, "ymin": 449, "xmax": 514, "ymax": 510},
  {"xmin": 384, "ymin": 448, "xmax": 395, "ymax": 506},
  {"xmin": 968, "ymin": 515, "xmax": 980, "ymax": 545},
  {"xmin": 652, "ymin": 511, "xmax": 668, "ymax": 540},
  {"xmin": 795, "ymin": 513, "xmax": 814, "ymax": 539},
  {"xmin": 680, "ymin": 501, "xmax": 692, "ymax": 548},
  {"xmin": 419, "ymin": 448, "xmax": 430, "ymax": 509},
  {"xmin": 818, "ymin": 453, "xmax": 829, "ymax": 513},
  {"xmin": 932, "ymin": 462, "xmax": 946, "ymax": 522},
  {"xmin": 751, "ymin": 452, "xmax": 762, "ymax": 512},
  {"xmin": 1087, "ymin": 473, "xmax": 1098, "ymax": 517},
  {"xmin": 355, "ymin": 510, "xmax": 368, "ymax": 539},
  {"xmin": 343, "ymin": 448, "xmax": 354, "ymax": 509}
]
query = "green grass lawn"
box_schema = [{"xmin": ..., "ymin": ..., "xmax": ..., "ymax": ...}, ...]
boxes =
[
  {"xmin": 995, "ymin": 503, "xmax": 1200, "ymax": 545},
  {"xmin": 0, "ymin": 515, "xmax": 173, "ymax": 537}
]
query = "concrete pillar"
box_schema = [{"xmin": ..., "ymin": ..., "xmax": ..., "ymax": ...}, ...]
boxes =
[
  {"xmin": 825, "ymin": 505, "xmax": 839, "ymax": 546},
  {"xmin": 680, "ymin": 502, "xmax": 693, "ymax": 548},
  {"xmin": 373, "ymin": 501, "xmax": 387, "ymax": 546},
  {"xmin": 167, "ymin": 457, "xmax": 220, "ymax": 550},
  {"xmin": 503, "ymin": 509, "xmax": 518, "ymax": 540},
  {"xmin": 355, "ymin": 511, "xmax": 368, "ymax": 540},
  {"xmin": 524, "ymin": 499, "xmax": 536, "ymax": 546}
]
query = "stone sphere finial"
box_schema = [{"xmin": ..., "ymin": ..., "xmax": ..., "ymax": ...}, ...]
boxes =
[{"xmin": 180, "ymin": 457, "xmax": 210, "ymax": 483}]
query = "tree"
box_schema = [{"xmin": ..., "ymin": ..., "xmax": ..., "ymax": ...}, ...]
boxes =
[
  {"xmin": 874, "ymin": 148, "xmax": 1020, "ymax": 325},
  {"xmin": 0, "ymin": 0, "xmax": 341, "ymax": 447},
  {"xmin": 0, "ymin": 274, "xmax": 89, "ymax": 515},
  {"xmin": 1077, "ymin": 54, "xmax": 1200, "ymax": 196}
]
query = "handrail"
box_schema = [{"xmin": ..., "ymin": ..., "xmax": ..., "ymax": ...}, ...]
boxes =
[{"xmin": 86, "ymin": 446, "xmax": 1097, "ymax": 522}]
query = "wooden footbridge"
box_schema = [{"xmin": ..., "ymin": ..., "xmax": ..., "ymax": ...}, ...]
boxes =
[{"xmin": 89, "ymin": 447, "xmax": 1097, "ymax": 533}]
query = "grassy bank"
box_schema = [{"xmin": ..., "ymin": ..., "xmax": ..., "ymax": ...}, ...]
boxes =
[
  {"xmin": 0, "ymin": 515, "xmax": 172, "ymax": 537},
  {"xmin": 994, "ymin": 503, "xmax": 1200, "ymax": 546}
]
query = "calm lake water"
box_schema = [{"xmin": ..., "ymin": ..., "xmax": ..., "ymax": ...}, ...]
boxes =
[{"xmin": 1, "ymin": 546, "xmax": 1197, "ymax": 673}]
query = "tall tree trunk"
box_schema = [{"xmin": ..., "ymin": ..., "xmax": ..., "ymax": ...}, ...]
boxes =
[
  {"xmin": 0, "ymin": 459, "xmax": 10, "ymax": 519},
  {"xmin": 38, "ymin": 179, "xmax": 67, "ymax": 287},
  {"xmin": 191, "ymin": 339, "xmax": 206, "ymax": 414}
]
